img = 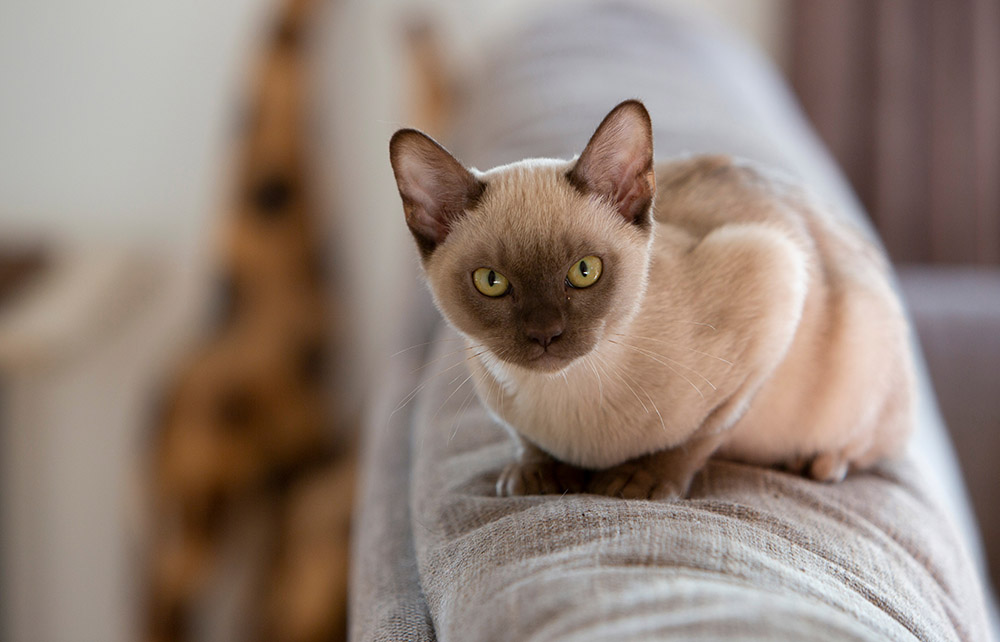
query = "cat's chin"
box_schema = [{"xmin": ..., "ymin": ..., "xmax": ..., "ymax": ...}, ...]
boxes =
[
  {"xmin": 512, "ymin": 346, "xmax": 588, "ymax": 374},
  {"xmin": 483, "ymin": 348, "xmax": 579, "ymax": 377},
  {"xmin": 482, "ymin": 339, "xmax": 595, "ymax": 375},
  {"xmin": 525, "ymin": 352, "xmax": 573, "ymax": 373}
]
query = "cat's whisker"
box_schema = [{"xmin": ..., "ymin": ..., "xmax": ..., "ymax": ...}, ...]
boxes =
[
  {"xmin": 391, "ymin": 350, "xmax": 487, "ymax": 417},
  {"xmin": 492, "ymin": 347, "xmax": 510, "ymax": 420},
  {"xmin": 449, "ymin": 378, "xmax": 481, "ymax": 443},
  {"xmin": 611, "ymin": 339, "xmax": 706, "ymax": 398},
  {"xmin": 613, "ymin": 339, "xmax": 718, "ymax": 391},
  {"xmin": 678, "ymin": 346, "xmax": 733, "ymax": 367},
  {"xmin": 465, "ymin": 343, "xmax": 517, "ymax": 430},
  {"xmin": 389, "ymin": 336, "xmax": 466, "ymax": 359},
  {"xmin": 635, "ymin": 382, "xmax": 667, "ymax": 435},
  {"xmin": 655, "ymin": 319, "xmax": 719, "ymax": 331},
  {"xmin": 583, "ymin": 354, "xmax": 605, "ymax": 411},
  {"xmin": 596, "ymin": 350, "xmax": 667, "ymax": 433},
  {"xmin": 410, "ymin": 344, "xmax": 483, "ymax": 374},
  {"xmin": 612, "ymin": 332, "xmax": 734, "ymax": 367},
  {"xmin": 614, "ymin": 357, "xmax": 667, "ymax": 433},
  {"xmin": 608, "ymin": 339, "xmax": 706, "ymax": 399},
  {"xmin": 430, "ymin": 371, "xmax": 476, "ymax": 429},
  {"xmin": 486, "ymin": 373, "xmax": 502, "ymax": 422},
  {"xmin": 394, "ymin": 363, "xmax": 461, "ymax": 417},
  {"xmin": 592, "ymin": 350, "xmax": 649, "ymax": 415},
  {"xmin": 389, "ymin": 383, "xmax": 426, "ymax": 419}
]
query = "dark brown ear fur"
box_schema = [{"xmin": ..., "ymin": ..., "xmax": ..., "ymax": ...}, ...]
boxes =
[
  {"xmin": 567, "ymin": 100, "xmax": 655, "ymax": 226},
  {"xmin": 389, "ymin": 129, "xmax": 484, "ymax": 256}
]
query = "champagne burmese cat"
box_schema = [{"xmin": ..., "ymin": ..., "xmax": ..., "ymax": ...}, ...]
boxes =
[{"xmin": 389, "ymin": 100, "xmax": 914, "ymax": 499}]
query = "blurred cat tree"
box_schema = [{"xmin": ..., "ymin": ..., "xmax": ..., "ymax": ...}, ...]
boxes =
[
  {"xmin": 145, "ymin": 0, "xmax": 353, "ymax": 640},
  {"xmin": 143, "ymin": 0, "xmax": 455, "ymax": 638}
]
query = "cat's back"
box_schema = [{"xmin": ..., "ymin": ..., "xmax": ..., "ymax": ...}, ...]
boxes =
[
  {"xmin": 651, "ymin": 154, "xmax": 892, "ymax": 288},
  {"xmin": 649, "ymin": 154, "xmax": 914, "ymax": 468},
  {"xmin": 653, "ymin": 155, "xmax": 816, "ymax": 243}
]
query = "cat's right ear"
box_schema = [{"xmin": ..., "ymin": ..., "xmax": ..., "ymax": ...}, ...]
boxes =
[{"xmin": 389, "ymin": 129, "xmax": 484, "ymax": 257}]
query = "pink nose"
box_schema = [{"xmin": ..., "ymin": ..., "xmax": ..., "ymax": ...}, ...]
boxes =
[{"xmin": 526, "ymin": 325, "xmax": 563, "ymax": 348}]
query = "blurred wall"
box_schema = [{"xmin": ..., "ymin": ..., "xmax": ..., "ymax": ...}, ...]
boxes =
[
  {"xmin": 0, "ymin": 2, "xmax": 792, "ymax": 641},
  {"xmin": 0, "ymin": 0, "xmax": 272, "ymax": 246},
  {"xmin": 0, "ymin": 2, "xmax": 271, "ymax": 642}
]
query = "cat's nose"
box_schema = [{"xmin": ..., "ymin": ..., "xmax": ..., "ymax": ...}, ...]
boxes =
[{"xmin": 526, "ymin": 324, "xmax": 563, "ymax": 348}]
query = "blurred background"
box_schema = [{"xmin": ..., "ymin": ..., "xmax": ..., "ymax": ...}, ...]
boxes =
[{"xmin": 0, "ymin": 0, "xmax": 997, "ymax": 641}]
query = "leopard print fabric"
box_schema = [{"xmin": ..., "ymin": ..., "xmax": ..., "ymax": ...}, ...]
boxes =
[{"xmin": 146, "ymin": 1, "xmax": 353, "ymax": 640}]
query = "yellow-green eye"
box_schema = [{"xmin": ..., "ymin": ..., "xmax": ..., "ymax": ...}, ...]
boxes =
[
  {"xmin": 473, "ymin": 267, "xmax": 510, "ymax": 297},
  {"xmin": 567, "ymin": 255, "xmax": 602, "ymax": 288}
]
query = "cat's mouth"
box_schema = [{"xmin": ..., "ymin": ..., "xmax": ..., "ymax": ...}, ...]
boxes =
[
  {"xmin": 526, "ymin": 349, "xmax": 572, "ymax": 372},
  {"xmin": 518, "ymin": 341, "xmax": 591, "ymax": 373},
  {"xmin": 486, "ymin": 333, "xmax": 596, "ymax": 373}
]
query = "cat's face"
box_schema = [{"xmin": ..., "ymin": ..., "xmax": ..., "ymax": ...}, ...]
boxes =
[
  {"xmin": 426, "ymin": 160, "xmax": 653, "ymax": 372},
  {"xmin": 390, "ymin": 101, "xmax": 655, "ymax": 373}
]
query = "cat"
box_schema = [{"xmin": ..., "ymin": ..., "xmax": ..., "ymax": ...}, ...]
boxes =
[{"xmin": 389, "ymin": 100, "xmax": 915, "ymax": 499}]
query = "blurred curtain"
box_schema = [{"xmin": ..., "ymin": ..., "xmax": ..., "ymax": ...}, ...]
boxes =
[{"xmin": 790, "ymin": 0, "xmax": 1000, "ymax": 264}]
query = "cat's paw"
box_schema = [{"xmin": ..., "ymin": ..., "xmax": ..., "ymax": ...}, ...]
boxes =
[
  {"xmin": 588, "ymin": 462, "xmax": 687, "ymax": 500},
  {"xmin": 783, "ymin": 452, "xmax": 850, "ymax": 482},
  {"xmin": 496, "ymin": 459, "xmax": 587, "ymax": 497},
  {"xmin": 807, "ymin": 452, "xmax": 849, "ymax": 482}
]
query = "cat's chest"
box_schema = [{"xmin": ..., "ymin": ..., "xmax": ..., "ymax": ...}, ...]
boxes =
[
  {"xmin": 469, "ymin": 218, "xmax": 811, "ymax": 468},
  {"xmin": 481, "ymin": 351, "xmax": 716, "ymax": 468}
]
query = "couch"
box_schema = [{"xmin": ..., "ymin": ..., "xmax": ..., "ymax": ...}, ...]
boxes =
[{"xmin": 349, "ymin": 3, "xmax": 997, "ymax": 640}]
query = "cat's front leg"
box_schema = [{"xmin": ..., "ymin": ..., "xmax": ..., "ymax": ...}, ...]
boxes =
[
  {"xmin": 496, "ymin": 439, "xmax": 588, "ymax": 497},
  {"xmin": 589, "ymin": 430, "xmax": 727, "ymax": 500}
]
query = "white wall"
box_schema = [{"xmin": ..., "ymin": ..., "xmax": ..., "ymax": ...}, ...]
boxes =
[
  {"xmin": 0, "ymin": 0, "xmax": 272, "ymax": 246},
  {"xmin": 0, "ymin": 3, "xmax": 270, "ymax": 641}
]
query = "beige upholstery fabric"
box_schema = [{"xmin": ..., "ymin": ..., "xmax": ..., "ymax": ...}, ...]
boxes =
[
  {"xmin": 350, "ymin": 3, "xmax": 995, "ymax": 640},
  {"xmin": 410, "ymin": 328, "xmax": 987, "ymax": 642},
  {"xmin": 348, "ymin": 285, "xmax": 439, "ymax": 641}
]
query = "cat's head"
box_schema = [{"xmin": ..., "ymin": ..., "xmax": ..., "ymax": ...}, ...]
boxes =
[{"xmin": 390, "ymin": 100, "xmax": 655, "ymax": 373}]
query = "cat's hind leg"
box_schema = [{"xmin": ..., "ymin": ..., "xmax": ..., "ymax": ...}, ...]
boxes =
[
  {"xmin": 803, "ymin": 366, "xmax": 912, "ymax": 483},
  {"xmin": 803, "ymin": 427, "xmax": 877, "ymax": 482}
]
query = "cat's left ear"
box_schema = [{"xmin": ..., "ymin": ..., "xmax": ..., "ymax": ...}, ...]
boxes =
[{"xmin": 568, "ymin": 100, "xmax": 655, "ymax": 226}]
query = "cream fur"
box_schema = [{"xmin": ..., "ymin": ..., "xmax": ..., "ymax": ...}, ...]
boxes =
[
  {"xmin": 425, "ymin": 154, "xmax": 914, "ymax": 480},
  {"xmin": 391, "ymin": 98, "xmax": 916, "ymax": 498}
]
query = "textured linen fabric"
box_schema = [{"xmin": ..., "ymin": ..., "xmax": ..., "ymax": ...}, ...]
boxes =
[
  {"xmin": 350, "ymin": 2, "xmax": 995, "ymax": 640},
  {"xmin": 348, "ymin": 287, "xmax": 439, "ymax": 642},
  {"xmin": 410, "ymin": 328, "xmax": 986, "ymax": 642}
]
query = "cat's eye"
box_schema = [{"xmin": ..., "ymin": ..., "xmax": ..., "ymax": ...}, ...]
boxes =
[
  {"xmin": 473, "ymin": 267, "xmax": 510, "ymax": 297},
  {"xmin": 567, "ymin": 255, "xmax": 603, "ymax": 288}
]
